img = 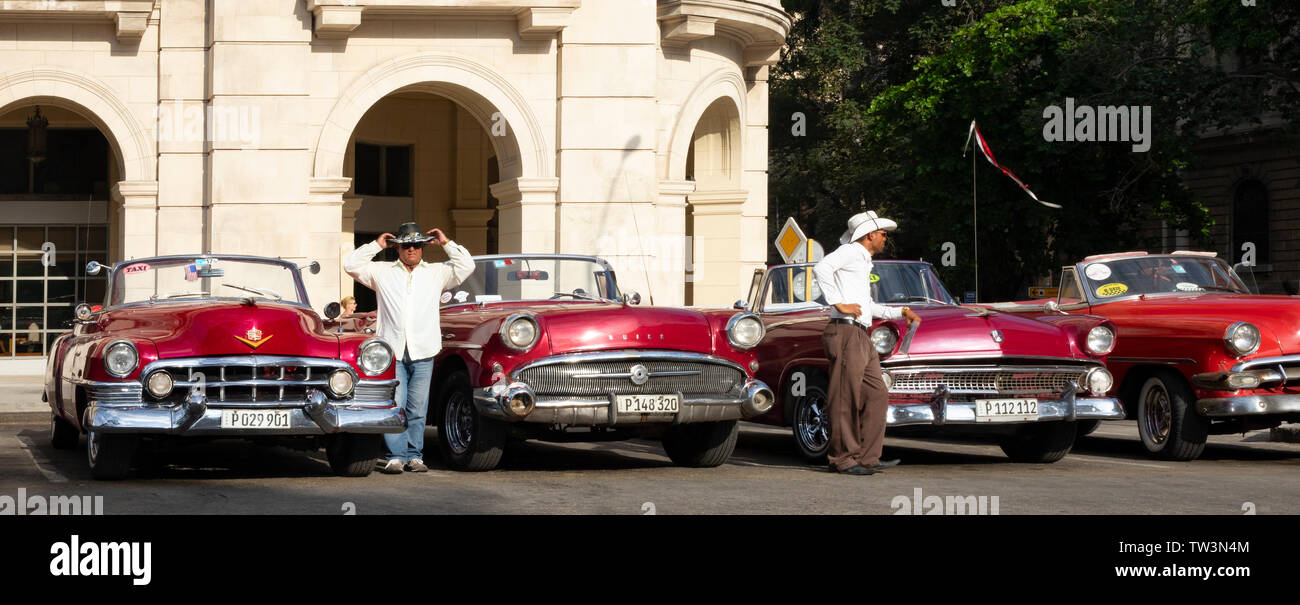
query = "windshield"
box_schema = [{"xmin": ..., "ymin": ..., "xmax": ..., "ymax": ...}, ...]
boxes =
[
  {"xmin": 443, "ymin": 257, "xmax": 620, "ymax": 306},
  {"xmin": 762, "ymin": 262, "xmax": 954, "ymax": 312},
  {"xmin": 109, "ymin": 257, "xmax": 305, "ymax": 306},
  {"xmin": 1078, "ymin": 256, "xmax": 1248, "ymax": 300}
]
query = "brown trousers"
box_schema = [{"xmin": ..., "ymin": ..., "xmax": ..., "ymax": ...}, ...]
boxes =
[{"xmin": 822, "ymin": 322, "xmax": 888, "ymax": 470}]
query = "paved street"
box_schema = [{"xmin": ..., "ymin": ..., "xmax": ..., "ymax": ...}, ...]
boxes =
[{"xmin": 3, "ymin": 418, "xmax": 1299, "ymax": 515}]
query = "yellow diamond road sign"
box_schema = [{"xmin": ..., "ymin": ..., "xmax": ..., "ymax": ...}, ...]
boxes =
[{"xmin": 775, "ymin": 217, "xmax": 806, "ymax": 263}]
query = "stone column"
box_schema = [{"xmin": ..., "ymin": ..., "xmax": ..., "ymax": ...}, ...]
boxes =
[
  {"xmin": 307, "ymin": 177, "xmax": 352, "ymax": 309},
  {"xmin": 687, "ymin": 188, "xmax": 748, "ymax": 305},
  {"xmin": 451, "ymin": 208, "xmax": 496, "ymax": 255},
  {"xmin": 740, "ymin": 65, "xmax": 774, "ymax": 291},
  {"xmin": 491, "ymin": 177, "xmax": 560, "ymax": 254},
  {"xmin": 112, "ymin": 181, "xmax": 160, "ymax": 260},
  {"xmin": 656, "ymin": 179, "xmax": 695, "ymax": 306},
  {"xmin": 204, "ymin": 1, "xmax": 313, "ymax": 267},
  {"xmin": 156, "ymin": 0, "xmax": 208, "ymax": 257},
  {"xmin": 555, "ymin": 0, "xmax": 660, "ymax": 298},
  {"xmin": 112, "ymin": 180, "xmax": 159, "ymax": 303}
]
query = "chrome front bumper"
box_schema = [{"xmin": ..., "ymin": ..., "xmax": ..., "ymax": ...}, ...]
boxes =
[
  {"xmin": 1197, "ymin": 394, "xmax": 1300, "ymax": 417},
  {"xmin": 473, "ymin": 378, "xmax": 775, "ymax": 425},
  {"xmin": 84, "ymin": 385, "xmax": 405, "ymax": 436},
  {"xmin": 886, "ymin": 395, "xmax": 1125, "ymax": 427}
]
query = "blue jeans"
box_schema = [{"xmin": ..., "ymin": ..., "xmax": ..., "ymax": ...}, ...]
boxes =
[{"xmin": 384, "ymin": 353, "xmax": 435, "ymax": 462}]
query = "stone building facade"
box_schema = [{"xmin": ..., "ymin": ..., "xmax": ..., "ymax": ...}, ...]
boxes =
[
  {"xmin": 0, "ymin": 0, "xmax": 790, "ymax": 370},
  {"xmin": 1180, "ymin": 128, "xmax": 1300, "ymax": 294}
]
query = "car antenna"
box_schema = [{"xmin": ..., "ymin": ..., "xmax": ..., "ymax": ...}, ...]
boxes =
[{"xmin": 622, "ymin": 172, "xmax": 655, "ymax": 305}]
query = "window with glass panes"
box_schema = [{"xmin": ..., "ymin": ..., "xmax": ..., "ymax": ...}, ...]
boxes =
[{"xmin": 0, "ymin": 225, "xmax": 108, "ymax": 357}]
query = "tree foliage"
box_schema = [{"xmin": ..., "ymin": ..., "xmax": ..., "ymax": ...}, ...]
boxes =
[{"xmin": 770, "ymin": 0, "xmax": 1299, "ymax": 300}]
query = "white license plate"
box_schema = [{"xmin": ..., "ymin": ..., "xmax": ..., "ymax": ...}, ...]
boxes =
[
  {"xmin": 615, "ymin": 394, "xmax": 680, "ymax": 414},
  {"xmin": 974, "ymin": 398, "xmax": 1038, "ymax": 422},
  {"xmin": 220, "ymin": 409, "xmax": 292, "ymax": 429}
]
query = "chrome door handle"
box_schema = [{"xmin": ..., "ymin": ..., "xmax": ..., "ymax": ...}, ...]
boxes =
[{"xmin": 443, "ymin": 333, "xmax": 455, "ymax": 339}]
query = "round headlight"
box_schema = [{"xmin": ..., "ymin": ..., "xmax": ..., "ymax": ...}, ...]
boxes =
[
  {"xmin": 146, "ymin": 370, "xmax": 173, "ymax": 398},
  {"xmin": 870, "ymin": 326, "xmax": 898, "ymax": 356},
  {"xmin": 1086, "ymin": 325, "xmax": 1116, "ymax": 356},
  {"xmin": 502, "ymin": 315, "xmax": 540, "ymax": 351},
  {"xmin": 727, "ymin": 314, "xmax": 765, "ymax": 350},
  {"xmin": 358, "ymin": 339, "xmax": 393, "ymax": 376},
  {"xmin": 103, "ymin": 341, "xmax": 138, "ymax": 377},
  {"xmin": 1086, "ymin": 367, "xmax": 1114, "ymax": 396},
  {"xmin": 1224, "ymin": 322, "xmax": 1260, "ymax": 357},
  {"xmin": 328, "ymin": 369, "xmax": 355, "ymax": 396}
]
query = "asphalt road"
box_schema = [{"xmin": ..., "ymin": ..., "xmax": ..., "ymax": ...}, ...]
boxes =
[{"xmin": 3, "ymin": 419, "xmax": 1299, "ymax": 514}]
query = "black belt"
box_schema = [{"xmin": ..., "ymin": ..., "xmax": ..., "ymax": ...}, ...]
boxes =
[{"xmin": 829, "ymin": 318, "xmax": 869, "ymax": 331}]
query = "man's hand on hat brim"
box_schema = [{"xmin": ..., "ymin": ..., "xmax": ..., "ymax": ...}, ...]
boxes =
[
  {"xmin": 376, "ymin": 232, "xmax": 396, "ymax": 249},
  {"xmin": 426, "ymin": 228, "xmax": 449, "ymax": 246}
]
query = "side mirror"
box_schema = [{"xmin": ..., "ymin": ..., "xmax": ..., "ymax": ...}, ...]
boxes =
[
  {"xmin": 733, "ymin": 300, "xmax": 747, "ymax": 310},
  {"xmin": 323, "ymin": 302, "xmax": 341, "ymax": 320},
  {"xmin": 85, "ymin": 261, "xmax": 105, "ymax": 276},
  {"xmin": 301, "ymin": 261, "xmax": 321, "ymax": 275},
  {"xmin": 622, "ymin": 292, "xmax": 641, "ymax": 305}
]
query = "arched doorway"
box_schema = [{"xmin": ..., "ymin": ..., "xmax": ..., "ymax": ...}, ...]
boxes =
[
  {"xmin": 683, "ymin": 97, "xmax": 743, "ymax": 305},
  {"xmin": 342, "ymin": 89, "xmax": 502, "ymax": 312},
  {"xmin": 314, "ymin": 51, "xmax": 558, "ymax": 308},
  {"xmin": 0, "ymin": 103, "xmax": 113, "ymax": 360}
]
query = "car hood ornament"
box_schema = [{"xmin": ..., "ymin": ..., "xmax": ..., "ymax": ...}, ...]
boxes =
[{"xmin": 234, "ymin": 327, "xmax": 273, "ymax": 349}]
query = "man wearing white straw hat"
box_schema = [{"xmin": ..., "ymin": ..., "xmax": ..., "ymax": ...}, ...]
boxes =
[{"xmin": 813, "ymin": 211, "xmax": 921, "ymax": 475}]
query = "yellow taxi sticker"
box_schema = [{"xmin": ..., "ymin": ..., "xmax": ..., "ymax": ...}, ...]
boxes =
[
  {"xmin": 1095, "ymin": 282, "xmax": 1129, "ymax": 297},
  {"xmin": 870, "ymin": 274, "xmax": 880, "ymax": 283}
]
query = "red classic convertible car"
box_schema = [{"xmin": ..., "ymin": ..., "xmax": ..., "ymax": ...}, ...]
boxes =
[
  {"xmin": 339, "ymin": 253, "xmax": 775, "ymax": 472},
  {"xmin": 744, "ymin": 260, "xmax": 1124, "ymax": 463},
  {"xmin": 44, "ymin": 255, "xmax": 404, "ymax": 479},
  {"xmin": 992, "ymin": 251, "xmax": 1300, "ymax": 460}
]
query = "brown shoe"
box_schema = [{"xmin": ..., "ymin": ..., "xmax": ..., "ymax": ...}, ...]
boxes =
[
  {"xmin": 831, "ymin": 464, "xmax": 879, "ymax": 475},
  {"xmin": 404, "ymin": 458, "xmax": 429, "ymax": 473}
]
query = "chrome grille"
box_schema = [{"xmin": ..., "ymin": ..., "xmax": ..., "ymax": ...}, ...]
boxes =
[
  {"xmin": 143, "ymin": 356, "xmax": 355, "ymax": 405},
  {"xmin": 354, "ymin": 382, "xmax": 397, "ymax": 403},
  {"xmin": 888, "ymin": 367, "xmax": 1088, "ymax": 396},
  {"xmin": 518, "ymin": 360, "xmax": 744, "ymax": 396},
  {"xmin": 88, "ymin": 383, "xmax": 143, "ymax": 404}
]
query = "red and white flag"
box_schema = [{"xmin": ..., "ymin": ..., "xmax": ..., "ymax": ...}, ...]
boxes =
[{"xmin": 963, "ymin": 120, "xmax": 1060, "ymax": 209}]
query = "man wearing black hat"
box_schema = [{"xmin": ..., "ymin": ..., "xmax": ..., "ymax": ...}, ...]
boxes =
[
  {"xmin": 345, "ymin": 222, "xmax": 475, "ymax": 473},
  {"xmin": 813, "ymin": 211, "xmax": 921, "ymax": 475}
]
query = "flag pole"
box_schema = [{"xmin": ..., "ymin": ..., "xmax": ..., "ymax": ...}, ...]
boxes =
[{"xmin": 972, "ymin": 144, "xmax": 979, "ymax": 302}]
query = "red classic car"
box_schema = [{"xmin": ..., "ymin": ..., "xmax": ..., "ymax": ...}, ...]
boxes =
[
  {"xmin": 44, "ymin": 255, "xmax": 404, "ymax": 479},
  {"xmin": 339, "ymin": 254, "xmax": 774, "ymax": 472},
  {"xmin": 743, "ymin": 260, "xmax": 1124, "ymax": 463},
  {"xmin": 992, "ymin": 251, "xmax": 1300, "ymax": 460}
]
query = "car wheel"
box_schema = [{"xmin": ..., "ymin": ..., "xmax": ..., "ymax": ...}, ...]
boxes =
[
  {"xmin": 791, "ymin": 382, "xmax": 831, "ymax": 461},
  {"xmin": 661, "ymin": 420, "xmax": 739, "ymax": 467},
  {"xmin": 1075, "ymin": 420, "xmax": 1101, "ymax": 438},
  {"xmin": 50, "ymin": 414, "xmax": 79, "ymax": 450},
  {"xmin": 86, "ymin": 430, "xmax": 138, "ymax": 480},
  {"xmin": 998, "ymin": 421, "xmax": 1077, "ymax": 463},
  {"xmin": 326, "ymin": 433, "xmax": 383, "ymax": 477},
  {"xmin": 1136, "ymin": 372, "xmax": 1207, "ymax": 461},
  {"xmin": 436, "ymin": 370, "xmax": 505, "ymax": 471}
]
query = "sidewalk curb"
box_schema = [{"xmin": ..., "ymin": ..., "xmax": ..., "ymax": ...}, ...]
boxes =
[{"xmin": 0, "ymin": 411, "xmax": 51, "ymax": 425}]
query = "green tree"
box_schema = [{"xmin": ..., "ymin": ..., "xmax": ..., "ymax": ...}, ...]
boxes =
[{"xmin": 771, "ymin": 0, "xmax": 1299, "ymax": 300}]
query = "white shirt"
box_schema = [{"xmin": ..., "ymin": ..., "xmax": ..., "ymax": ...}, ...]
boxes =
[
  {"xmin": 813, "ymin": 242, "xmax": 903, "ymax": 327},
  {"xmin": 344, "ymin": 240, "xmax": 475, "ymax": 361}
]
